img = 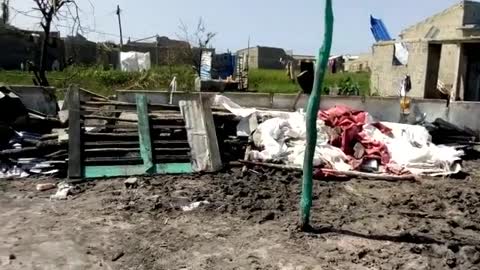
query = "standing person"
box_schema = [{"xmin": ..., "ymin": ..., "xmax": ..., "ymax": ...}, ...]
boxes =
[
  {"xmin": 399, "ymin": 75, "xmax": 412, "ymax": 123},
  {"xmin": 291, "ymin": 61, "xmax": 314, "ymax": 111},
  {"xmin": 286, "ymin": 60, "xmax": 296, "ymax": 83}
]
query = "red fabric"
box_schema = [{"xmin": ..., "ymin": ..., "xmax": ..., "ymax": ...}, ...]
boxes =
[{"xmin": 319, "ymin": 106, "xmax": 391, "ymax": 169}]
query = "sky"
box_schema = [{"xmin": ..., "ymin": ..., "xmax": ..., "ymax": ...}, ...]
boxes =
[{"xmin": 9, "ymin": 0, "xmax": 458, "ymax": 55}]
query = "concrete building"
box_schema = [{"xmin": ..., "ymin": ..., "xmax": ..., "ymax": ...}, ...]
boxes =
[
  {"xmin": 236, "ymin": 46, "xmax": 289, "ymax": 69},
  {"xmin": 345, "ymin": 53, "xmax": 372, "ymax": 73},
  {"xmin": 370, "ymin": 0, "xmax": 480, "ymax": 101},
  {"xmin": 124, "ymin": 36, "xmax": 191, "ymax": 66}
]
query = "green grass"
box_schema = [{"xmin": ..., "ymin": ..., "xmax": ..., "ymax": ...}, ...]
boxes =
[
  {"xmin": 0, "ymin": 65, "xmax": 196, "ymax": 97},
  {"xmin": 249, "ymin": 68, "xmax": 371, "ymax": 95},
  {"xmin": 0, "ymin": 66, "xmax": 370, "ymax": 97}
]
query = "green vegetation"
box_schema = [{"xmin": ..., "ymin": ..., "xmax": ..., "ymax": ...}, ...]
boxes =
[
  {"xmin": 0, "ymin": 66, "xmax": 370, "ymax": 97},
  {"xmin": 0, "ymin": 65, "xmax": 195, "ymax": 97},
  {"xmin": 249, "ymin": 68, "xmax": 370, "ymax": 95}
]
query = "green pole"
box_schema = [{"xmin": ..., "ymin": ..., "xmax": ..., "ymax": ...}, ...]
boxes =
[{"xmin": 300, "ymin": 0, "xmax": 334, "ymax": 230}]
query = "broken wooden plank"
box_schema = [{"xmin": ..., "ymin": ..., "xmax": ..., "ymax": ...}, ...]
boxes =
[
  {"xmin": 239, "ymin": 160, "xmax": 417, "ymax": 182},
  {"xmin": 83, "ymin": 101, "xmax": 180, "ymax": 110},
  {"xmin": 239, "ymin": 160, "xmax": 302, "ymax": 171},
  {"xmin": 85, "ymin": 155, "xmax": 191, "ymax": 165},
  {"xmin": 84, "ymin": 163, "xmax": 193, "ymax": 178},
  {"xmin": 201, "ymin": 95, "xmax": 222, "ymax": 171},
  {"xmin": 83, "ymin": 115, "xmax": 138, "ymax": 122},
  {"xmin": 84, "ymin": 147, "xmax": 190, "ymax": 153},
  {"xmin": 179, "ymin": 97, "xmax": 221, "ymax": 172},
  {"xmin": 84, "ymin": 140, "xmax": 190, "ymax": 148},
  {"xmin": 85, "ymin": 132, "xmax": 139, "ymax": 137}
]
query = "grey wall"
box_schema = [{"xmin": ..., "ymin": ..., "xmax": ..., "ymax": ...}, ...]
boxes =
[{"xmin": 116, "ymin": 90, "xmax": 480, "ymax": 133}]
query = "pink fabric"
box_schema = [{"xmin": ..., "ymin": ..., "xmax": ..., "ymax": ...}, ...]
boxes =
[{"xmin": 319, "ymin": 106, "xmax": 391, "ymax": 169}]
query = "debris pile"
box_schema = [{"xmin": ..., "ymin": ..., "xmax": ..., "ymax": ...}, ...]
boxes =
[
  {"xmin": 0, "ymin": 86, "xmax": 478, "ymax": 182},
  {"xmin": 216, "ymin": 98, "xmax": 471, "ymax": 178},
  {"xmin": 425, "ymin": 118, "xmax": 479, "ymax": 149},
  {"xmin": 0, "ymin": 86, "xmax": 66, "ymax": 179}
]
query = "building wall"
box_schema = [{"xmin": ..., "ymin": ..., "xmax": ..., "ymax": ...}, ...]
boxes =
[
  {"xmin": 237, "ymin": 47, "xmax": 259, "ymax": 69},
  {"xmin": 236, "ymin": 47, "xmax": 288, "ymax": 70},
  {"xmin": 438, "ymin": 44, "xmax": 459, "ymax": 89},
  {"xmin": 400, "ymin": 4, "xmax": 464, "ymax": 40},
  {"xmin": 257, "ymin": 47, "xmax": 287, "ymax": 69},
  {"xmin": 370, "ymin": 41, "xmax": 429, "ymax": 97},
  {"xmin": 345, "ymin": 53, "xmax": 372, "ymax": 73}
]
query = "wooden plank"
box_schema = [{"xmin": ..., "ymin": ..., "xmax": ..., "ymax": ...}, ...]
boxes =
[
  {"xmin": 84, "ymin": 101, "xmax": 180, "ymax": 110},
  {"xmin": 200, "ymin": 95, "xmax": 222, "ymax": 171},
  {"xmin": 84, "ymin": 140, "xmax": 189, "ymax": 147},
  {"xmin": 136, "ymin": 94, "xmax": 155, "ymax": 173},
  {"xmin": 179, "ymin": 96, "xmax": 221, "ymax": 172},
  {"xmin": 85, "ymin": 147, "xmax": 190, "ymax": 153},
  {"xmin": 85, "ymin": 148, "xmax": 140, "ymax": 152},
  {"xmin": 85, "ymin": 155, "xmax": 191, "ymax": 164},
  {"xmin": 68, "ymin": 85, "xmax": 83, "ymax": 179},
  {"xmin": 83, "ymin": 115, "xmax": 138, "ymax": 122},
  {"xmin": 84, "ymin": 123, "xmax": 185, "ymax": 129},
  {"xmin": 85, "ymin": 132, "xmax": 139, "ymax": 137},
  {"xmin": 84, "ymin": 163, "xmax": 193, "ymax": 178},
  {"xmin": 82, "ymin": 106, "xmax": 179, "ymax": 115}
]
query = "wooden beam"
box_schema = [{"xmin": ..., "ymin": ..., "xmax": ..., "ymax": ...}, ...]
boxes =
[
  {"xmin": 136, "ymin": 94, "xmax": 155, "ymax": 173},
  {"xmin": 84, "ymin": 163, "xmax": 193, "ymax": 178},
  {"xmin": 180, "ymin": 97, "xmax": 221, "ymax": 172},
  {"xmin": 84, "ymin": 140, "xmax": 189, "ymax": 147},
  {"xmin": 68, "ymin": 85, "xmax": 83, "ymax": 179},
  {"xmin": 200, "ymin": 95, "xmax": 223, "ymax": 171},
  {"xmin": 83, "ymin": 115, "xmax": 138, "ymax": 122}
]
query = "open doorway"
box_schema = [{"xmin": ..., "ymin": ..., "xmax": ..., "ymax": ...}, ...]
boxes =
[
  {"xmin": 424, "ymin": 44, "xmax": 442, "ymax": 99},
  {"xmin": 464, "ymin": 43, "xmax": 480, "ymax": 101}
]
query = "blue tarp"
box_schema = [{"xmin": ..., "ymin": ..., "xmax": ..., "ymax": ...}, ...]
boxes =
[{"xmin": 370, "ymin": 15, "xmax": 393, "ymax": 42}]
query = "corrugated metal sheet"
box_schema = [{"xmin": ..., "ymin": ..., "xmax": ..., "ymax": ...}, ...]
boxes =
[
  {"xmin": 200, "ymin": 51, "xmax": 212, "ymax": 80},
  {"xmin": 370, "ymin": 15, "xmax": 393, "ymax": 42}
]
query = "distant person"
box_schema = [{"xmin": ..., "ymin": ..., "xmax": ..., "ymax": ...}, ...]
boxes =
[{"xmin": 52, "ymin": 59, "xmax": 60, "ymax": 71}]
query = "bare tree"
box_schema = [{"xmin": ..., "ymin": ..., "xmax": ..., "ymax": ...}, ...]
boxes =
[
  {"xmin": 1, "ymin": 0, "xmax": 9, "ymax": 24},
  {"xmin": 32, "ymin": 0, "xmax": 81, "ymax": 86},
  {"xmin": 178, "ymin": 17, "xmax": 216, "ymax": 77}
]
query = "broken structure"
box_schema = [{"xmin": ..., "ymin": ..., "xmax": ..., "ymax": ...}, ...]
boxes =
[{"xmin": 371, "ymin": 1, "xmax": 480, "ymax": 101}]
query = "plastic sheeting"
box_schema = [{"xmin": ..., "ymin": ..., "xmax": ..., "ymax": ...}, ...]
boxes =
[
  {"xmin": 120, "ymin": 51, "xmax": 151, "ymax": 72},
  {"xmin": 214, "ymin": 95, "xmax": 463, "ymax": 176},
  {"xmin": 394, "ymin": 43, "xmax": 409, "ymax": 65},
  {"xmin": 364, "ymin": 122, "xmax": 463, "ymax": 176},
  {"xmin": 200, "ymin": 51, "xmax": 212, "ymax": 80},
  {"xmin": 249, "ymin": 112, "xmax": 351, "ymax": 171}
]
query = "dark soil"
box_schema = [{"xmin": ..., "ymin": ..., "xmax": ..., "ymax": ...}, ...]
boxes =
[{"xmin": 2, "ymin": 160, "xmax": 480, "ymax": 269}]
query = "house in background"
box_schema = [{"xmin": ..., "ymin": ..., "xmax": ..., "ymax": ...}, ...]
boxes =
[
  {"xmin": 370, "ymin": 0, "xmax": 480, "ymax": 101},
  {"xmin": 344, "ymin": 53, "xmax": 372, "ymax": 73},
  {"xmin": 236, "ymin": 46, "xmax": 290, "ymax": 69}
]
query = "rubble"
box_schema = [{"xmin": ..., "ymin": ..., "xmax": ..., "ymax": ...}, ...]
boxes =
[
  {"xmin": 0, "ymin": 85, "xmax": 477, "ymax": 182},
  {"xmin": 215, "ymin": 97, "xmax": 472, "ymax": 178},
  {"xmin": 50, "ymin": 182, "xmax": 73, "ymax": 200},
  {"xmin": 36, "ymin": 183, "xmax": 56, "ymax": 191},
  {"xmin": 124, "ymin": 177, "xmax": 138, "ymax": 189}
]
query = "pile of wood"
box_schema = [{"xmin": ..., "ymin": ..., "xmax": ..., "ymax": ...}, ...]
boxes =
[
  {"xmin": 425, "ymin": 118, "xmax": 479, "ymax": 148},
  {"xmin": 0, "ymin": 131, "xmax": 68, "ymax": 177}
]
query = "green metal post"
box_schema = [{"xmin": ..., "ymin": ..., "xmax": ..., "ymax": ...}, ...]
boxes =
[{"xmin": 300, "ymin": 0, "xmax": 334, "ymax": 230}]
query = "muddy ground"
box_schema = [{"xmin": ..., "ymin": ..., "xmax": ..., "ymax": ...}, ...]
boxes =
[{"xmin": 2, "ymin": 161, "xmax": 480, "ymax": 269}]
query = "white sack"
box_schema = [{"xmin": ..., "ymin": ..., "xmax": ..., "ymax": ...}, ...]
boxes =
[{"xmin": 120, "ymin": 51, "xmax": 151, "ymax": 72}]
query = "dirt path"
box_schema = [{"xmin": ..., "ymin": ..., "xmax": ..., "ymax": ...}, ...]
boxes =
[{"xmin": 1, "ymin": 162, "xmax": 480, "ymax": 269}]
